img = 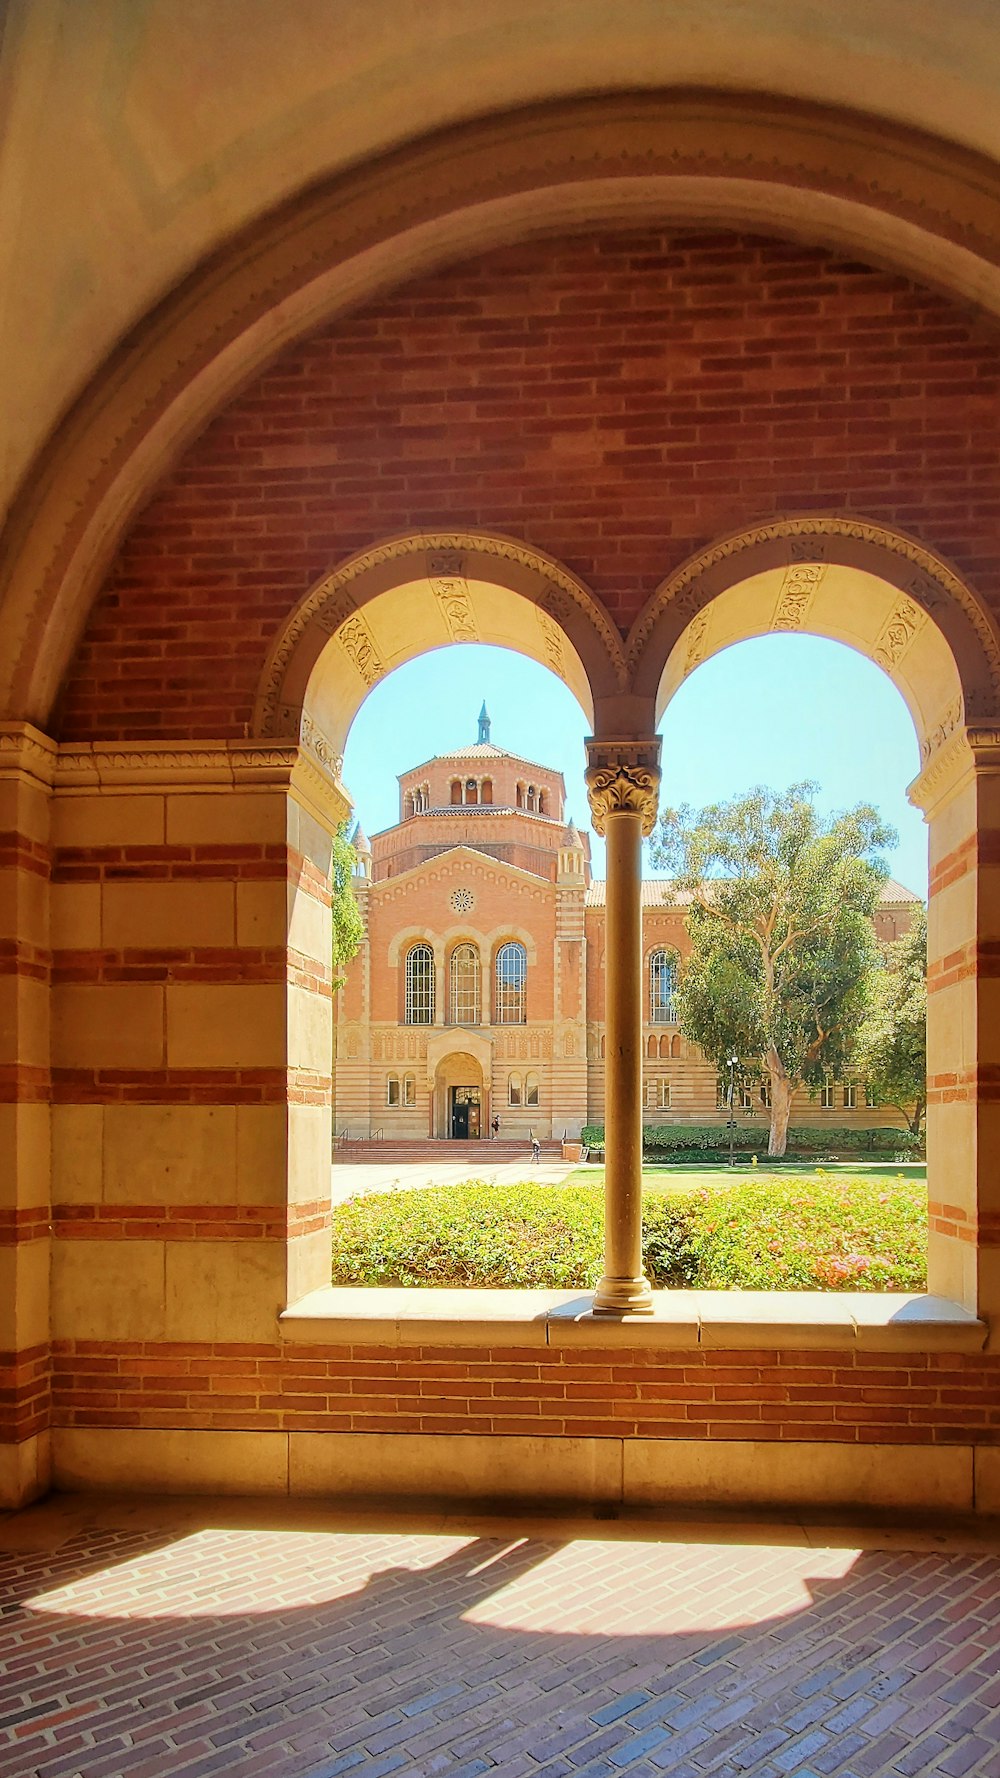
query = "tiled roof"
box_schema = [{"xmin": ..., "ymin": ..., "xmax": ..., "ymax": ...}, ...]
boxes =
[{"xmin": 401, "ymin": 742, "xmax": 563, "ymax": 776}]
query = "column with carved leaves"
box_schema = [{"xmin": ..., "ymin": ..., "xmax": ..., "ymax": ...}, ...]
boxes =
[{"xmin": 586, "ymin": 739, "xmax": 661, "ymax": 1314}]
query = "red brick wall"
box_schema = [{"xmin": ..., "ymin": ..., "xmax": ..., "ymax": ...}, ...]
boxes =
[
  {"xmin": 56, "ymin": 230, "xmax": 1000, "ymax": 742},
  {"xmin": 48, "ymin": 1338, "xmax": 1000, "ymax": 1446}
]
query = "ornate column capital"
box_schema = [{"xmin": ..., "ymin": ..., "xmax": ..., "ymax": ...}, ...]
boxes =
[{"xmin": 584, "ymin": 738, "xmax": 661, "ymax": 838}]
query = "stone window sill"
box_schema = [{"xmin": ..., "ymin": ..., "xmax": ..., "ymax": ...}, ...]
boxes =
[{"xmin": 279, "ymin": 1288, "xmax": 987, "ymax": 1351}]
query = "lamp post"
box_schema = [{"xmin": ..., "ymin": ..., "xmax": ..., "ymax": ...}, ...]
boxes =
[{"xmin": 727, "ymin": 1054, "xmax": 739, "ymax": 1168}]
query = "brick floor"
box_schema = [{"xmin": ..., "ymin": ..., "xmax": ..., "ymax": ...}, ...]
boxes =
[{"xmin": 0, "ymin": 1505, "xmax": 998, "ymax": 1776}]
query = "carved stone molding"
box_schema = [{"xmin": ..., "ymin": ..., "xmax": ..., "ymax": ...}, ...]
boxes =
[
  {"xmin": 253, "ymin": 530, "xmax": 623, "ymax": 736},
  {"xmin": 628, "ymin": 515, "xmax": 1000, "ymax": 709},
  {"xmin": 908, "ymin": 722, "xmax": 1000, "ymax": 817},
  {"xmin": 585, "ymin": 740, "xmax": 661, "ymax": 837},
  {"xmin": 0, "ymin": 723, "xmax": 58, "ymax": 789},
  {"xmin": 872, "ymin": 596, "xmax": 925, "ymax": 672},
  {"xmin": 771, "ymin": 561, "xmax": 826, "ymax": 631}
]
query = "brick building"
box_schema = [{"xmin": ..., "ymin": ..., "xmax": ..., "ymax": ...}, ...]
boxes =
[{"xmin": 335, "ymin": 707, "xmax": 920, "ymax": 1142}]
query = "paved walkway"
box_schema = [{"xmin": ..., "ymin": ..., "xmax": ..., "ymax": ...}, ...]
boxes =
[
  {"xmin": 331, "ymin": 1159, "xmax": 579, "ymax": 1204},
  {"xmin": 1, "ymin": 1495, "xmax": 999, "ymax": 1776}
]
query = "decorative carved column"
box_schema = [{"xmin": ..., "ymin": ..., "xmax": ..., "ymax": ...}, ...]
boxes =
[{"xmin": 586, "ymin": 739, "xmax": 661, "ymax": 1314}]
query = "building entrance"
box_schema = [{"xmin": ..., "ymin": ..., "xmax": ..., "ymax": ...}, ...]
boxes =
[{"xmin": 450, "ymin": 1086, "xmax": 481, "ymax": 1139}]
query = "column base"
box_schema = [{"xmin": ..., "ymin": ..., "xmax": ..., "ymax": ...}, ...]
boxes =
[{"xmin": 592, "ymin": 1273, "xmax": 655, "ymax": 1315}]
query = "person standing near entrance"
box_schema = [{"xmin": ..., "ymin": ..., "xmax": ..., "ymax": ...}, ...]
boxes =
[{"xmin": 491, "ymin": 1115, "xmax": 500, "ymax": 1139}]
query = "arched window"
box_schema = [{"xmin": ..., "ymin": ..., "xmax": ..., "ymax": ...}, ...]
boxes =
[
  {"xmin": 650, "ymin": 950, "xmax": 677, "ymax": 1023},
  {"xmin": 508, "ymin": 1074, "xmax": 522, "ymax": 1106},
  {"xmin": 538, "ymin": 789, "xmax": 547, "ymax": 815},
  {"xmin": 495, "ymin": 941, "xmax": 527, "ymax": 1024},
  {"xmin": 450, "ymin": 780, "xmax": 462, "ymax": 805},
  {"xmin": 405, "ymin": 944, "xmax": 435, "ymax": 1024},
  {"xmin": 525, "ymin": 1072, "xmax": 539, "ymax": 1107},
  {"xmin": 658, "ymin": 1034, "xmax": 670, "ymax": 1059},
  {"xmin": 481, "ymin": 778, "xmax": 493, "ymax": 804},
  {"xmin": 403, "ymin": 1074, "xmax": 416, "ymax": 1107},
  {"xmin": 449, "ymin": 943, "xmax": 480, "ymax": 1026},
  {"xmin": 386, "ymin": 1075, "xmax": 400, "ymax": 1106},
  {"xmin": 646, "ymin": 1034, "xmax": 657, "ymax": 1059}
]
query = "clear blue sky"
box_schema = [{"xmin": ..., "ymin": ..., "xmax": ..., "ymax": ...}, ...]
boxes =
[{"xmin": 342, "ymin": 635, "xmax": 928, "ymax": 895}]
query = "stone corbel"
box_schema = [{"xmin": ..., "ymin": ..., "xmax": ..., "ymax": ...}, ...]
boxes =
[{"xmin": 584, "ymin": 739, "xmax": 661, "ymax": 836}]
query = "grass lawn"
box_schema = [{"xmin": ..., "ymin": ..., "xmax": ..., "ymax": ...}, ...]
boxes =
[{"xmin": 569, "ymin": 1161, "xmax": 927, "ymax": 1191}]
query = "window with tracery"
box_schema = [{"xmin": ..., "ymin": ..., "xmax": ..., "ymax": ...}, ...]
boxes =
[
  {"xmin": 525, "ymin": 1072, "xmax": 539, "ymax": 1107},
  {"xmin": 449, "ymin": 943, "xmax": 480, "ymax": 1026},
  {"xmin": 495, "ymin": 942, "xmax": 527, "ymax": 1024},
  {"xmin": 650, "ymin": 950, "xmax": 677, "ymax": 1023},
  {"xmin": 405, "ymin": 943, "xmax": 435, "ymax": 1024},
  {"xmin": 508, "ymin": 1074, "xmax": 522, "ymax": 1106}
]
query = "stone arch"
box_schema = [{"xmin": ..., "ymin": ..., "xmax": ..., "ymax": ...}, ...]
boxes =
[
  {"xmin": 12, "ymin": 93, "xmax": 1000, "ymax": 730},
  {"xmin": 252, "ymin": 531, "xmax": 623, "ymax": 760},
  {"xmin": 628, "ymin": 515, "xmax": 1000, "ymax": 1316},
  {"xmin": 627, "ymin": 516, "xmax": 1000, "ymax": 760}
]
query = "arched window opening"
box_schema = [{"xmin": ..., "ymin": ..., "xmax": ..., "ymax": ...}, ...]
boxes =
[
  {"xmin": 538, "ymin": 789, "xmax": 547, "ymax": 815},
  {"xmin": 466, "ymin": 778, "xmax": 479, "ymax": 804},
  {"xmin": 481, "ymin": 778, "xmax": 493, "ymax": 804},
  {"xmin": 646, "ymin": 1034, "xmax": 657, "ymax": 1060},
  {"xmin": 495, "ymin": 941, "xmax": 527, "ymax": 1024},
  {"xmin": 658, "ymin": 1034, "xmax": 670, "ymax": 1059},
  {"xmin": 526, "ymin": 785, "xmax": 536, "ymax": 811},
  {"xmin": 508, "ymin": 1074, "xmax": 522, "ymax": 1106},
  {"xmin": 650, "ymin": 950, "xmax": 677, "ymax": 1024},
  {"xmin": 450, "ymin": 780, "xmax": 462, "ymax": 805},
  {"xmin": 405, "ymin": 943, "xmax": 435, "ymax": 1024},
  {"xmin": 386, "ymin": 1075, "xmax": 400, "ymax": 1107},
  {"xmin": 525, "ymin": 1072, "xmax": 539, "ymax": 1107},
  {"xmin": 449, "ymin": 943, "xmax": 481, "ymax": 1026},
  {"xmin": 671, "ymin": 1034, "xmax": 681, "ymax": 1059},
  {"xmin": 403, "ymin": 1074, "xmax": 416, "ymax": 1107}
]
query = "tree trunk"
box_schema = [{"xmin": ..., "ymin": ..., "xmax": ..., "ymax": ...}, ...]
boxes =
[
  {"xmin": 909, "ymin": 1098, "xmax": 925, "ymax": 1140},
  {"xmin": 765, "ymin": 1049, "xmax": 795, "ymax": 1156}
]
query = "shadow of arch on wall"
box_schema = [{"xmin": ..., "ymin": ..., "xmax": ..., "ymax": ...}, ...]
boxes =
[
  {"xmin": 251, "ymin": 531, "xmax": 624, "ymax": 761},
  {"xmin": 629, "ymin": 514, "xmax": 1000, "ymax": 1318}
]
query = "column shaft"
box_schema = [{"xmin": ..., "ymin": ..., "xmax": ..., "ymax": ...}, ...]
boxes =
[{"xmin": 595, "ymin": 809, "xmax": 650, "ymax": 1311}]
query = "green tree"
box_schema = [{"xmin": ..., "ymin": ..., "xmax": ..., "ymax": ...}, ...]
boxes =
[
  {"xmin": 651, "ymin": 783, "xmax": 895, "ymax": 1156},
  {"xmin": 331, "ymin": 822, "xmax": 365, "ymax": 988},
  {"xmin": 854, "ymin": 905, "xmax": 927, "ymax": 1138}
]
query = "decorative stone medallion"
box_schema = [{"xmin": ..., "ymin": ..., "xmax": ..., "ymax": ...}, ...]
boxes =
[{"xmin": 450, "ymin": 887, "xmax": 475, "ymax": 913}]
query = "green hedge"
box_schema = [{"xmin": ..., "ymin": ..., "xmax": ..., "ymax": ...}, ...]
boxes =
[
  {"xmin": 330, "ymin": 1175, "xmax": 927, "ymax": 1292},
  {"xmin": 580, "ymin": 1123, "xmax": 923, "ymax": 1158}
]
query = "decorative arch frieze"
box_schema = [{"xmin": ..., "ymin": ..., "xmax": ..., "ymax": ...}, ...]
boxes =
[
  {"xmin": 627, "ymin": 516, "xmax": 1000, "ymax": 763},
  {"xmin": 251, "ymin": 530, "xmax": 621, "ymax": 747}
]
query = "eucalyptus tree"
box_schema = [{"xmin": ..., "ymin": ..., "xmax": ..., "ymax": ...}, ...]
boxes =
[{"xmin": 651, "ymin": 783, "xmax": 894, "ymax": 1155}]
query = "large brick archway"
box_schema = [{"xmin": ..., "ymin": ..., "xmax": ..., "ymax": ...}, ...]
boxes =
[{"xmin": 6, "ymin": 217, "xmax": 1000, "ymax": 1511}]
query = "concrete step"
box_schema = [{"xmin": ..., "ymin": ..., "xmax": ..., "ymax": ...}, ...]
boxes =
[{"xmin": 333, "ymin": 1139, "xmax": 564, "ymax": 1163}]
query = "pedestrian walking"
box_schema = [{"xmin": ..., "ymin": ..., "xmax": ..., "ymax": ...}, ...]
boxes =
[{"xmin": 531, "ymin": 1136, "xmax": 541, "ymax": 1164}]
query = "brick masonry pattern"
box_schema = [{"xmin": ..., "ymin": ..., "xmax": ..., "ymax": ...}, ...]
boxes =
[
  {"xmin": 41, "ymin": 1341, "xmax": 1000, "ymax": 1444},
  {"xmin": 1, "ymin": 1520, "xmax": 999, "ymax": 1777},
  {"xmin": 55, "ymin": 229, "xmax": 1000, "ymax": 740}
]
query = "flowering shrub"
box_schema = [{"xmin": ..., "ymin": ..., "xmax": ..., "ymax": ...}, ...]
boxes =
[{"xmin": 330, "ymin": 1174, "xmax": 926, "ymax": 1291}]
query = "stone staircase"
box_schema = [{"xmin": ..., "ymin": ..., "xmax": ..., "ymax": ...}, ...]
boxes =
[{"xmin": 333, "ymin": 1138, "xmax": 564, "ymax": 1163}]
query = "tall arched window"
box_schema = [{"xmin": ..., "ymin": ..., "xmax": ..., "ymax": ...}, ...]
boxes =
[
  {"xmin": 650, "ymin": 950, "xmax": 677, "ymax": 1023},
  {"xmin": 449, "ymin": 943, "xmax": 480, "ymax": 1026},
  {"xmin": 495, "ymin": 941, "xmax": 527, "ymax": 1024},
  {"xmin": 405, "ymin": 943, "xmax": 435, "ymax": 1024}
]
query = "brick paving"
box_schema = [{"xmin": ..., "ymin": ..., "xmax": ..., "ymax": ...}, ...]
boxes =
[{"xmin": 0, "ymin": 1510, "xmax": 999, "ymax": 1776}]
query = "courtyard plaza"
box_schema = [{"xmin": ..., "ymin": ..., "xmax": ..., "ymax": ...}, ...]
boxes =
[{"xmin": 1, "ymin": 1492, "xmax": 999, "ymax": 1778}]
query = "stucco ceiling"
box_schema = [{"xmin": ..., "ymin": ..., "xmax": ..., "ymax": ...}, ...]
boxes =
[{"xmin": 5, "ymin": 0, "xmax": 1000, "ymax": 517}]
